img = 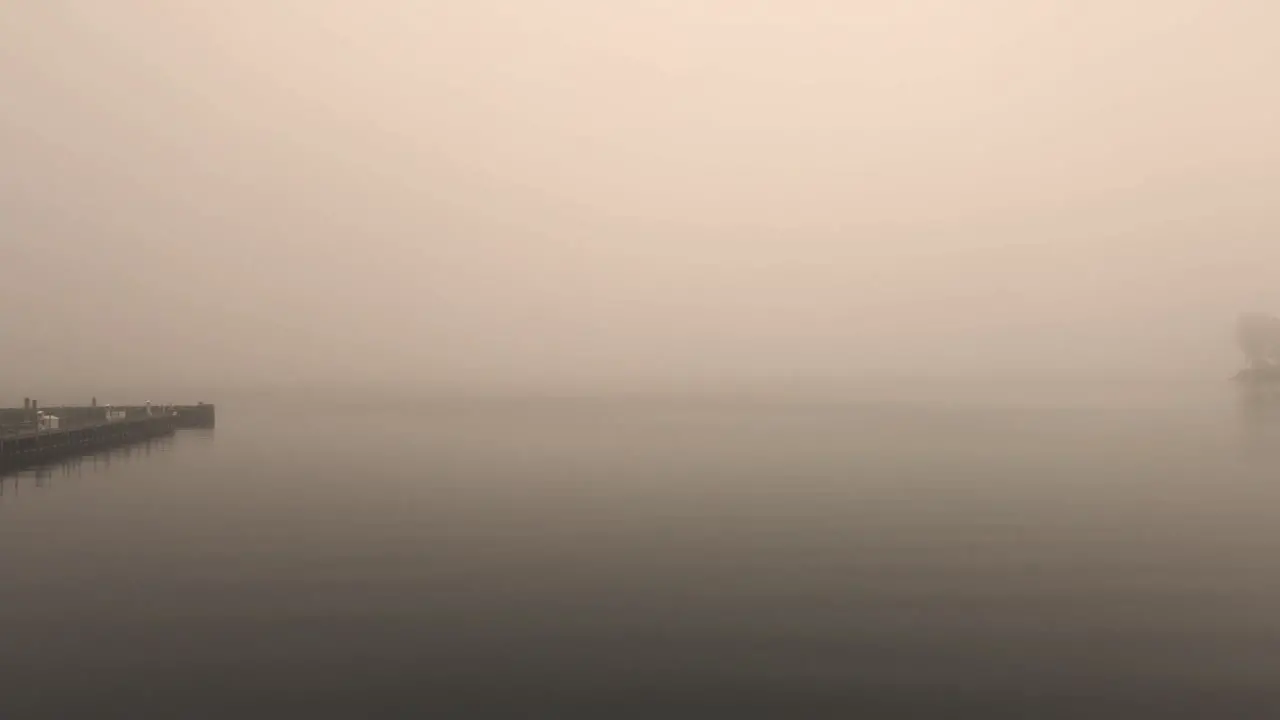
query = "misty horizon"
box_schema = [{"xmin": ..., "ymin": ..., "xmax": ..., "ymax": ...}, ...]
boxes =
[{"xmin": 4, "ymin": 2, "xmax": 1277, "ymax": 393}]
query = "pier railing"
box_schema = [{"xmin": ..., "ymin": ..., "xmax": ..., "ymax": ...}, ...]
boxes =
[
  {"xmin": 0, "ymin": 410, "xmax": 172, "ymax": 438},
  {"xmin": 0, "ymin": 403, "xmax": 214, "ymax": 438}
]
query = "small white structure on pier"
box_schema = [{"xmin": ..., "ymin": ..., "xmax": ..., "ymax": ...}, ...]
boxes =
[{"xmin": 36, "ymin": 412, "xmax": 59, "ymax": 431}]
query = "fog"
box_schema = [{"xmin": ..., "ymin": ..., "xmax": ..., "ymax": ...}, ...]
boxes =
[{"xmin": 2, "ymin": 2, "xmax": 1277, "ymax": 400}]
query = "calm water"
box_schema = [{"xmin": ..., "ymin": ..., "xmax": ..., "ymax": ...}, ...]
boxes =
[{"xmin": 3, "ymin": 384, "xmax": 1280, "ymax": 717}]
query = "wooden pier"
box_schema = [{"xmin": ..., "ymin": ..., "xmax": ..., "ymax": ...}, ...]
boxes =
[{"xmin": 0, "ymin": 402, "xmax": 215, "ymax": 475}]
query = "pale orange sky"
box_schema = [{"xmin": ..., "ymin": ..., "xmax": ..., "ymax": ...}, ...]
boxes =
[{"xmin": 1, "ymin": 1, "xmax": 1277, "ymax": 396}]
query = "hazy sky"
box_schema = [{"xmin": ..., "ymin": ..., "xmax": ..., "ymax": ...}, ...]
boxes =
[{"xmin": 2, "ymin": 1, "xmax": 1277, "ymax": 397}]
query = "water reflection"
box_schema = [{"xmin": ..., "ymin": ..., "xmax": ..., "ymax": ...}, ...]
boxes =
[
  {"xmin": 0, "ymin": 435, "xmax": 175, "ymax": 496},
  {"xmin": 1236, "ymin": 384, "xmax": 1280, "ymax": 459}
]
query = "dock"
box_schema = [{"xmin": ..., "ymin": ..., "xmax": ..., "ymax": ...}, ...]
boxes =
[{"xmin": 0, "ymin": 401, "xmax": 215, "ymax": 474}]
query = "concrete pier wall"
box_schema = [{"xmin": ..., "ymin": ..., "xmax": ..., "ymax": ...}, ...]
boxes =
[
  {"xmin": 0, "ymin": 402, "xmax": 215, "ymax": 475},
  {"xmin": 0, "ymin": 414, "xmax": 181, "ymax": 474}
]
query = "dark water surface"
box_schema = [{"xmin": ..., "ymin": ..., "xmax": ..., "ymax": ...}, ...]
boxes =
[{"xmin": 4, "ymin": 384, "xmax": 1280, "ymax": 717}]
